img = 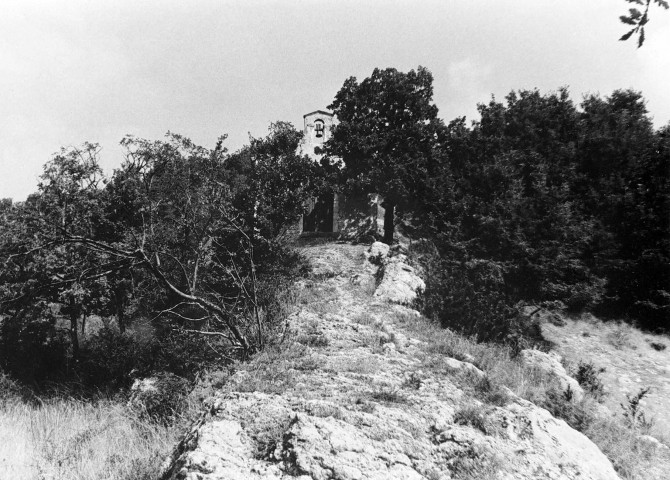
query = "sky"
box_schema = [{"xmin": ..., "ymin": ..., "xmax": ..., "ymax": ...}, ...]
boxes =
[{"xmin": 1, "ymin": 0, "xmax": 669, "ymax": 201}]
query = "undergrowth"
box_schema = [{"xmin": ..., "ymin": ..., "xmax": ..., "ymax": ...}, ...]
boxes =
[
  {"xmin": 0, "ymin": 378, "xmax": 178, "ymax": 480},
  {"xmin": 390, "ymin": 309, "xmax": 669, "ymax": 479}
]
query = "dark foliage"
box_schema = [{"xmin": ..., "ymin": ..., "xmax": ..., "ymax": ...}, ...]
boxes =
[
  {"xmin": 619, "ymin": 0, "xmax": 669, "ymax": 47},
  {"xmin": 575, "ymin": 361, "xmax": 606, "ymax": 400},
  {"xmin": 0, "ymin": 124, "xmax": 314, "ymax": 394},
  {"xmin": 542, "ymin": 388, "xmax": 595, "ymax": 432},
  {"xmin": 407, "ymin": 81, "xmax": 669, "ymax": 334}
]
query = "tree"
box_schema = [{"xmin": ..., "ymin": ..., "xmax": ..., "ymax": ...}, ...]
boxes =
[
  {"xmin": 227, "ymin": 122, "xmax": 319, "ymax": 239},
  {"xmin": 0, "ymin": 147, "xmax": 116, "ymax": 378},
  {"xmin": 619, "ymin": 0, "xmax": 669, "ymax": 47},
  {"xmin": 2, "ymin": 127, "xmax": 317, "ymax": 369},
  {"xmin": 576, "ymin": 91, "xmax": 669, "ymax": 329},
  {"xmin": 327, "ymin": 66, "xmax": 444, "ymax": 244}
]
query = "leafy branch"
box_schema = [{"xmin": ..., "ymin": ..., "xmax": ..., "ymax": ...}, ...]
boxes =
[{"xmin": 619, "ymin": 0, "xmax": 669, "ymax": 47}]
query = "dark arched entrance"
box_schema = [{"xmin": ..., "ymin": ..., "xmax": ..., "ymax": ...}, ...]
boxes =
[{"xmin": 303, "ymin": 192, "xmax": 334, "ymax": 233}]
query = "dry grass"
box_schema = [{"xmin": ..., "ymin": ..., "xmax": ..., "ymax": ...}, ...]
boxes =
[
  {"xmin": 392, "ymin": 310, "xmax": 553, "ymax": 401},
  {"xmin": 583, "ymin": 416, "xmax": 670, "ymax": 480},
  {"xmin": 0, "ymin": 394, "xmax": 176, "ymax": 480},
  {"xmin": 450, "ymin": 443, "xmax": 506, "ymax": 480},
  {"xmin": 607, "ymin": 322, "xmax": 635, "ymax": 350},
  {"xmin": 228, "ymin": 342, "xmax": 323, "ymax": 394},
  {"xmin": 390, "ymin": 310, "xmax": 670, "ymax": 479},
  {"xmin": 326, "ymin": 354, "xmax": 381, "ymax": 375}
]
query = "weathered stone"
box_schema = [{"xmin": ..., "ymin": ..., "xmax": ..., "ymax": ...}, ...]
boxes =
[
  {"xmin": 443, "ymin": 357, "xmax": 485, "ymax": 379},
  {"xmin": 519, "ymin": 349, "xmax": 585, "ymax": 401},
  {"xmin": 163, "ymin": 243, "xmax": 622, "ymax": 480},
  {"xmin": 128, "ymin": 372, "xmax": 189, "ymax": 418},
  {"xmin": 374, "ymin": 262, "xmax": 425, "ymax": 306}
]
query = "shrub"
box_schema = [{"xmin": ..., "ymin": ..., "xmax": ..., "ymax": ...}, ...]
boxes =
[
  {"xmin": 128, "ymin": 372, "xmax": 190, "ymax": 423},
  {"xmin": 402, "ymin": 372, "xmax": 423, "ymax": 390},
  {"xmin": 453, "ymin": 404, "xmax": 489, "ymax": 433},
  {"xmin": 0, "ymin": 371, "xmax": 28, "ymax": 404},
  {"xmin": 79, "ymin": 326, "xmax": 228, "ymax": 391},
  {"xmin": 79, "ymin": 327, "xmax": 150, "ymax": 389},
  {"xmin": 472, "ymin": 376, "xmax": 511, "ymax": 407},
  {"xmin": 621, "ymin": 387, "xmax": 654, "ymax": 432},
  {"xmin": 575, "ymin": 361, "xmax": 606, "ymax": 401},
  {"xmin": 418, "ymin": 258, "xmax": 518, "ymax": 343},
  {"xmin": 541, "ymin": 388, "xmax": 594, "ymax": 432},
  {"xmin": 0, "ymin": 314, "xmax": 70, "ymax": 384}
]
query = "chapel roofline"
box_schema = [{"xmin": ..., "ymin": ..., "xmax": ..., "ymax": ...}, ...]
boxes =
[{"xmin": 303, "ymin": 110, "xmax": 334, "ymax": 118}]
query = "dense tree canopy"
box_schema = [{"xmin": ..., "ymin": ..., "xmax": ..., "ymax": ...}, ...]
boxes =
[
  {"xmin": 327, "ymin": 66, "xmax": 445, "ymax": 243},
  {"xmin": 1, "ymin": 66, "xmax": 668, "ymax": 390},
  {"xmin": 0, "ymin": 124, "xmax": 316, "ymax": 384},
  {"xmin": 325, "ymin": 66, "xmax": 668, "ymax": 335}
]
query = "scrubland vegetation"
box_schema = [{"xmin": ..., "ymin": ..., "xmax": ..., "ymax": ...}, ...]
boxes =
[
  {"xmin": 1, "ymin": 65, "xmax": 668, "ymax": 478},
  {"xmin": 387, "ymin": 309, "xmax": 670, "ymax": 479}
]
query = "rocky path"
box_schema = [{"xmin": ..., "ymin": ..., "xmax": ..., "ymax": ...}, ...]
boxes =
[{"xmin": 164, "ymin": 241, "xmax": 619, "ymax": 480}]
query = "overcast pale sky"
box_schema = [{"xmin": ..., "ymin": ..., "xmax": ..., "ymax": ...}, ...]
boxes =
[{"xmin": 1, "ymin": 0, "xmax": 669, "ymax": 201}]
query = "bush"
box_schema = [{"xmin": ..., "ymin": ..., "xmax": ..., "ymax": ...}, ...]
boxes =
[
  {"xmin": 79, "ymin": 327, "xmax": 150, "ymax": 389},
  {"xmin": 575, "ymin": 361, "xmax": 606, "ymax": 400},
  {"xmin": 78, "ymin": 325, "xmax": 231, "ymax": 393},
  {"xmin": 541, "ymin": 388, "xmax": 595, "ymax": 432},
  {"xmin": 419, "ymin": 257, "xmax": 517, "ymax": 342},
  {"xmin": 621, "ymin": 387, "xmax": 654, "ymax": 432},
  {"xmin": 0, "ymin": 314, "xmax": 70, "ymax": 384},
  {"xmin": 417, "ymin": 255, "xmax": 551, "ymax": 353},
  {"xmin": 128, "ymin": 372, "xmax": 190, "ymax": 423},
  {"xmin": 453, "ymin": 404, "xmax": 489, "ymax": 433}
]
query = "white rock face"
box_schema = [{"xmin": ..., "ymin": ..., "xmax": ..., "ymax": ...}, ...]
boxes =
[
  {"xmin": 374, "ymin": 262, "xmax": 425, "ymax": 306},
  {"xmin": 519, "ymin": 349, "xmax": 585, "ymax": 401},
  {"xmin": 367, "ymin": 242, "xmax": 390, "ymax": 262},
  {"xmin": 487, "ymin": 399, "xmax": 620, "ymax": 480},
  {"xmin": 128, "ymin": 373, "xmax": 188, "ymax": 415},
  {"xmin": 163, "ymin": 243, "xmax": 621, "ymax": 480}
]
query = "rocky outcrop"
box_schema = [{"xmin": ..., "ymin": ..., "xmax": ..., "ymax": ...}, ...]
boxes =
[
  {"xmin": 166, "ymin": 391, "xmax": 619, "ymax": 480},
  {"xmin": 367, "ymin": 243, "xmax": 425, "ymax": 306},
  {"xmin": 162, "ymin": 243, "xmax": 620, "ymax": 480},
  {"xmin": 519, "ymin": 349, "xmax": 585, "ymax": 401},
  {"xmin": 129, "ymin": 373, "xmax": 189, "ymax": 419}
]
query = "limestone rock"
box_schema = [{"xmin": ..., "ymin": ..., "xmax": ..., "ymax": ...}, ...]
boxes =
[
  {"xmin": 365, "ymin": 242, "xmax": 390, "ymax": 266},
  {"xmin": 486, "ymin": 401, "xmax": 620, "ymax": 480},
  {"xmin": 128, "ymin": 373, "xmax": 188, "ymax": 418},
  {"xmin": 637, "ymin": 434, "xmax": 670, "ymax": 453},
  {"xmin": 442, "ymin": 357, "xmax": 485, "ymax": 379},
  {"xmin": 374, "ymin": 262, "xmax": 425, "ymax": 306},
  {"xmin": 163, "ymin": 243, "xmax": 623, "ymax": 480},
  {"xmin": 519, "ymin": 349, "xmax": 585, "ymax": 401}
]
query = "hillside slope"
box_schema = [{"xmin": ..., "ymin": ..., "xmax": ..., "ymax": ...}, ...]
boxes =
[
  {"xmin": 541, "ymin": 313, "xmax": 670, "ymax": 435},
  {"xmin": 162, "ymin": 241, "xmax": 620, "ymax": 480}
]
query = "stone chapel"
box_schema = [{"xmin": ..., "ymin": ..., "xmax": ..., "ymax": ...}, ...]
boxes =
[{"xmin": 296, "ymin": 110, "xmax": 384, "ymax": 239}]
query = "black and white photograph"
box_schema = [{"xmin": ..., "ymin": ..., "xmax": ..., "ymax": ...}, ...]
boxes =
[{"xmin": 1, "ymin": 1, "xmax": 669, "ymax": 478}]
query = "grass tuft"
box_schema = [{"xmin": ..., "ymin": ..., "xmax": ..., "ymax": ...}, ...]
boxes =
[{"xmin": 0, "ymin": 392, "xmax": 177, "ymax": 480}]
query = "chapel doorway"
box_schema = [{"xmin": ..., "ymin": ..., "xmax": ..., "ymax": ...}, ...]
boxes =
[{"xmin": 303, "ymin": 192, "xmax": 334, "ymax": 233}]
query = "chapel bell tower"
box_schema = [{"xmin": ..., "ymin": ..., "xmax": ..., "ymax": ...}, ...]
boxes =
[{"xmin": 301, "ymin": 110, "xmax": 334, "ymax": 161}]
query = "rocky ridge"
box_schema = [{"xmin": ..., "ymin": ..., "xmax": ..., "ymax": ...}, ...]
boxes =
[{"xmin": 161, "ymin": 241, "xmax": 619, "ymax": 480}]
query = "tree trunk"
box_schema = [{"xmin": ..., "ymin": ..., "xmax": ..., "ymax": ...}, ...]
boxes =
[
  {"xmin": 383, "ymin": 202, "xmax": 395, "ymax": 245},
  {"xmin": 70, "ymin": 311, "xmax": 79, "ymax": 362},
  {"xmin": 115, "ymin": 292, "xmax": 126, "ymax": 334}
]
